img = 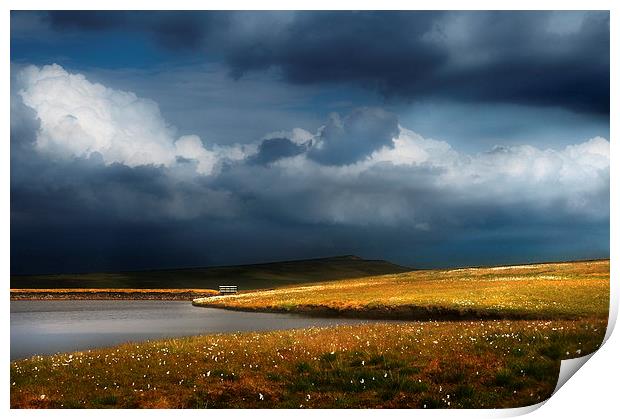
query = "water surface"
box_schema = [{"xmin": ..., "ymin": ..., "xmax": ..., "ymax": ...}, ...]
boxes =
[{"xmin": 10, "ymin": 300, "xmax": 369, "ymax": 360}]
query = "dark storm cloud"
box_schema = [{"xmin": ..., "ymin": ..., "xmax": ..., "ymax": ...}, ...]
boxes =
[
  {"xmin": 249, "ymin": 137, "xmax": 308, "ymax": 166},
  {"xmin": 23, "ymin": 11, "xmax": 609, "ymax": 115},
  {"xmin": 223, "ymin": 11, "xmax": 445, "ymax": 83},
  {"xmin": 43, "ymin": 10, "xmax": 225, "ymax": 50},
  {"xmin": 9, "ymin": 119, "xmax": 239, "ymax": 274},
  {"xmin": 225, "ymin": 11, "xmax": 609, "ymax": 114},
  {"xmin": 308, "ymin": 107, "xmax": 399, "ymax": 165},
  {"xmin": 45, "ymin": 10, "xmax": 125, "ymax": 31},
  {"xmin": 11, "ymin": 125, "xmax": 609, "ymax": 275},
  {"xmin": 428, "ymin": 12, "xmax": 610, "ymax": 115},
  {"xmin": 9, "ymin": 13, "xmax": 610, "ymax": 276}
]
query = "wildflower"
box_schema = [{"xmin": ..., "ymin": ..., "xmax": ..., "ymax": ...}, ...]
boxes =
[
  {"xmin": 259, "ymin": 393, "xmax": 264, "ymax": 400},
  {"xmin": 40, "ymin": 395, "xmax": 46, "ymax": 400}
]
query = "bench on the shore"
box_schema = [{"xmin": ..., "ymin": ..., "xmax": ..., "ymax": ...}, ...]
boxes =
[{"xmin": 218, "ymin": 285, "xmax": 238, "ymax": 295}]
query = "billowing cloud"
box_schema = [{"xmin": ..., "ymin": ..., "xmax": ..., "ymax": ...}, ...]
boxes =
[
  {"xmin": 16, "ymin": 64, "xmax": 610, "ymax": 223},
  {"xmin": 373, "ymin": 128, "xmax": 610, "ymax": 200},
  {"xmin": 10, "ymin": 63, "xmax": 609, "ymax": 273},
  {"xmin": 228, "ymin": 129, "xmax": 608, "ymax": 228},
  {"xmin": 308, "ymin": 107, "xmax": 399, "ymax": 165},
  {"xmin": 174, "ymin": 135, "xmax": 219, "ymax": 174},
  {"xmin": 19, "ymin": 64, "xmax": 177, "ymax": 166},
  {"xmin": 250, "ymin": 137, "xmax": 308, "ymax": 166},
  {"xmin": 18, "ymin": 64, "xmax": 242, "ymax": 175}
]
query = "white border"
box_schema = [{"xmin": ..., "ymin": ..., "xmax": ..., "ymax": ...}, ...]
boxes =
[{"xmin": 3, "ymin": 2, "xmax": 616, "ymax": 418}]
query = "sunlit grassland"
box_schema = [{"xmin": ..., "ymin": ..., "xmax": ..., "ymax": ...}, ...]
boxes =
[
  {"xmin": 11, "ymin": 319, "xmax": 606, "ymax": 408},
  {"xmin": 11, "ymin": 259, "xmax": 609, "ymax": 408},
  {"xmin": 193, "ymin": 260, "xmax": 609, "ymax": 320}
]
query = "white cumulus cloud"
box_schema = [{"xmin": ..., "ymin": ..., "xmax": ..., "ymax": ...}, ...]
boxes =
[
  {"xmin": 264, "ymin": 125, "xmax": 609, "ymax": 226},
  {"xmin": 16, "ymin": 63, "xmax": 609, "ymax": 228},
  {"xmin": 18, "ymin": 64, "xmax": 239, "ymax": 175}
]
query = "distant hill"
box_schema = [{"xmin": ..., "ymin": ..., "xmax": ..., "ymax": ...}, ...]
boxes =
[{"xmin": 10, "ymin": 255, "xmax": 412, "ymax": 290}]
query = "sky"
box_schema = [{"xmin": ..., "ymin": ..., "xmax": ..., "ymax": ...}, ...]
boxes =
[{"xmin": 10, "ymin": 11, "xmax": 610, "ymax": 274}]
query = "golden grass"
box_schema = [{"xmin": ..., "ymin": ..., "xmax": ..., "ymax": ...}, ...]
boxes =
[
  {"xmin": 11, "ymin": 318, "xmax": 606, "ymax": 408},
  {"xmin": 11, "ymin": 260, "xmax": 609, "ymax": 408},
  {"xmin": 194, "ymin": 260, "xmax": 609, "ymax": 320}
]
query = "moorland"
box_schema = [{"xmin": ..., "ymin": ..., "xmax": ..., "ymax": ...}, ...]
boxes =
[{"xmin": 10, "ymin": 258, "xmax": 609, "ymax": 408}]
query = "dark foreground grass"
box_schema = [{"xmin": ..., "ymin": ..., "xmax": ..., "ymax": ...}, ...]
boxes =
[{"xmin": 11, "ymin": 319, "xmax": 606, "ymax": 408}]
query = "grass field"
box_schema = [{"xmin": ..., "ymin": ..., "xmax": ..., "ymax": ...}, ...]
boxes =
[
  {"xmin": 10, "ymin": 289, "xmax": 219, "ymax": 300},
  {"xmin": 11, "ymin": 255, "xmax": 410, "ymax": 290},
  {"xmin": 193, "ymin": 260, "xmax": 609, "ymax": 320},
  {"xmin": 10, "ymin": 259, "xmax": 609, "ymax": 409},
  {"xmin": 10, "ymin": 319, "xmax": 606, "ymax": 408}
]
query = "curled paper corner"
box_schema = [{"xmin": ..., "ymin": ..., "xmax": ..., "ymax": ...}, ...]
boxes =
[
  {"xmin": 500, "ymin": 331, "xmax": 612, "ymax": 417},
  {"xmin": 548, "ymin": 309, "xmax": 616, "ymax": 400},
  {"xmin": 603, "ymin": 307, "xmax": 617, "ymax": 345},
  {"xmin": 553, "ymin": 353, "xmax": 595, "ymax": 394},
  {"xmin": 499, "ymin": 400, "xmax": 546, "ymax": 417},
  {"xmin": 494, "ymin": 354, "xmax": 596, "ymax": 417},
  {"xmin": 515, "ymin": 313, "xmax": 616, "ymax": 415}
]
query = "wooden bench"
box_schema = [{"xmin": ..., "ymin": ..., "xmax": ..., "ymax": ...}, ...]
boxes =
[{"xmin": 218, "ymin": 285, "xmax": 238, "ymax": 295}]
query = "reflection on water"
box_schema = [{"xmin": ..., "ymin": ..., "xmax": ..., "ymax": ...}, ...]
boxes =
[{"xmin": 10, "ymin": 300, "xmax": 369, "ymax": 360}]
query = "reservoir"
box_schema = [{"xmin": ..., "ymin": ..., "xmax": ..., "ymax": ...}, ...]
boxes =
[{"xmin": 10, "ymin": 300, "xmax": 369, "ymax": 360}]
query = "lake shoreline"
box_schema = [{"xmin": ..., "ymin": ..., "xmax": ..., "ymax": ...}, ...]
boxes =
[
  {"xmin": 191, "ymin": 299, "xmax": 600, "ymax": 321},
  {"xmin": 10, "ymin": 300, "xmax": 372, "ymax": 360},
  {"xmin": 192, "ymin": 259, "xmax": 609, "ymax": 321},
  {"xmin": 10, "ymin": 288, "xmax": 219, "ymax": 301}
]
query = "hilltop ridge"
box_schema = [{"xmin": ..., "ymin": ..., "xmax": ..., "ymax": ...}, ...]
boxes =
[{"xmin": 11, "ymin": 255, "xmax": 411, "ymax": 290}]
